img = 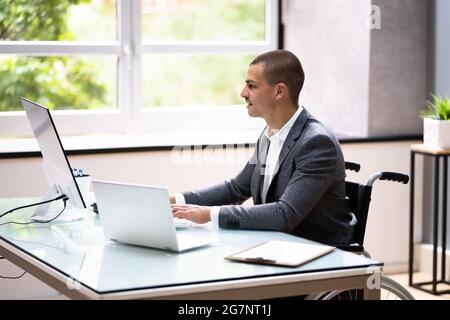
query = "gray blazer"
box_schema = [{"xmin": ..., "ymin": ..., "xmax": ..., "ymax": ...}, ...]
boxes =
[{"xmin": 183, "ymin": 108, "xmax": 355, "ymax": 245}]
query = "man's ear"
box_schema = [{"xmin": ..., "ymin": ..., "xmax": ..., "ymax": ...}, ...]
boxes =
[{"xmin": 275, "ymin": 83, "xmax": 287, "ymax": 100}]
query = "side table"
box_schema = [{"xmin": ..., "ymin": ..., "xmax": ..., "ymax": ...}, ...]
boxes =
[{"xmin": 409, "ymin": 144, "xmax": 450, "ymax": 295}]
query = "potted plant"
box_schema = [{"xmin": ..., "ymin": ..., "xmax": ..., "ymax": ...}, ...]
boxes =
[{"xmin": 421, "ymin": 94, "xmax": 450, "ymax": 150}]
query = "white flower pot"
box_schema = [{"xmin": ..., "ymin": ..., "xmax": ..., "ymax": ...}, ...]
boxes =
[{"xmin": 423, "ymin": 118, "xmax": 450, "ymax": 150}]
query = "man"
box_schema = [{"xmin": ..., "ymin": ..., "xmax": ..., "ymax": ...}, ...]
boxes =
[{"xmin": 171, "ymin": 50, "xmax": 355, "ymax": 245}]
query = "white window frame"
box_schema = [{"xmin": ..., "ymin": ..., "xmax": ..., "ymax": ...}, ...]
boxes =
[{"xmin": 0, "ymin": 0, "xmax": 278, "ymax": 139}]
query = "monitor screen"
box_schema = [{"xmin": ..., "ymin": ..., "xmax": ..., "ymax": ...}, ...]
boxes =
[{"xmin": 20, "ymin": 98, "xmax": 86, "ymax": 212}]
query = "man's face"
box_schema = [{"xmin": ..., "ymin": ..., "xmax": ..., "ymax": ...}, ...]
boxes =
[{"xmin": 240, "ymin": 63, "xmax": 277, "ymax": 118}]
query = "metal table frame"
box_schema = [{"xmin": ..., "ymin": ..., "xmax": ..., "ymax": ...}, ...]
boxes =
[{"xmin": 409, "ymin": 144, "xmax": 450, "ymax": 295}]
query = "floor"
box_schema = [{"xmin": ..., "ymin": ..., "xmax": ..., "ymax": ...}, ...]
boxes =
[{"xmin": 388, "ymin": 272, "xmax": 450, "ymax": 300}]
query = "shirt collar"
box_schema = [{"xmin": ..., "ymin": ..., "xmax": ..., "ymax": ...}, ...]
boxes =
[{"xmin": 265, "ymin": 107, "xmax": 303, "ymax": 143}]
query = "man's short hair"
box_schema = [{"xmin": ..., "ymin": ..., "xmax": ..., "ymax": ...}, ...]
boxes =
[{"xmin": 250, "ymin": 50, "xmax": 305, "ymax": 105}]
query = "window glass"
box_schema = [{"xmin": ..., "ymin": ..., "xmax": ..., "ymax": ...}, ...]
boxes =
[
  {"xmin": 0, "ymin": 0, "xmax": 116, "ymax": 41},
  {"xmin": 142, "ymin": 54, "xmax": 255, "ymax": 108},
  {"xmin": 0, "ymin": 55, "xmax": 117, "ymax": 111},
  {"xmin": 0, "ymin": 0, "xmax": 277, "ymax": 138},
  {"xmin": 141, "ymin": 0, "xmax": 265, "ymax": 42}
]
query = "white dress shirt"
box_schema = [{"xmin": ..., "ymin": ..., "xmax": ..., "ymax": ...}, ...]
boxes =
[
  {"xmin": 261, "ymin": 107, "xmax": 303, "ymax": 203},
  {"xmin": 175, "ymin": 107, "xmax": 304, "ymax": 227}
]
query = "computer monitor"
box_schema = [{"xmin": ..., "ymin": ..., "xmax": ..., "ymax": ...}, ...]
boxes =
[{"xmin": 20, "ymin": 97, "xmax": 88, "ymax": 222}]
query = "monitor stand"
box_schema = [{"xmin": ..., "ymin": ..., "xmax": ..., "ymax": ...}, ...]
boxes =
[{"xmin": 31, "ymin": 185, "xmax": 88, "ymax": 223}]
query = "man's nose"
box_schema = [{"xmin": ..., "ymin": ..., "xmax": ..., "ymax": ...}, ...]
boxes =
[{"xmin": 240, "ymin": 87, "xmax": 248, "ymax": 98}]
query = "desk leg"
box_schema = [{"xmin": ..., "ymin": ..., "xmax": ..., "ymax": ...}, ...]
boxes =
[
  {"xmin": 442, "ymin": 156, "xmax": 448, "ymax": 283},
  {"xmin": 432, "ymin": 156, "xmax": 440, "ymax": 294},
  {"xmin": 409, "ymin": 151, "xmax": 415, "ymax": 286},
  {"xmin": 363, "ymin": 286, "xmax": 380, "ymax": 300}
]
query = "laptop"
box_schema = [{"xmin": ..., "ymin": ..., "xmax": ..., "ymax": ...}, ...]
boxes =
[{"xmin": 92, "ymin": 180, "xmax": 215, "ymax": 252}]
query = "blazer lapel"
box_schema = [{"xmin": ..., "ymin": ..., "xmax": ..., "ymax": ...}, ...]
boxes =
[
  {"xmin": 252, "ymin": 132, "xmax": 270, "ymax": 204},
  {"xmin": 258, "ymin": 134, "xmax": 270, "ymax": 170},
  {"xmin": 271, "ymin": 108, "xmax": 310, "ymax": 179},
  {"xmin": 252, "ymin": 108, "xmax": 310, "ymax": 203}
]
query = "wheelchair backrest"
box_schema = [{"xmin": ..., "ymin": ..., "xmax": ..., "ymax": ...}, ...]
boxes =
[
  {"xmin": 342, "ymin": 161, "xmax": 409, "ymax": 249},
  {"xmin": 345, "ymin": 181, "xmax": 373, "ymax": 246}
]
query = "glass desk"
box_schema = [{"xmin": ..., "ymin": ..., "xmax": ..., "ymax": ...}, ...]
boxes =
[{"xmin": 0, "ymin": 198, "xmax": 383, "ymax": 300}]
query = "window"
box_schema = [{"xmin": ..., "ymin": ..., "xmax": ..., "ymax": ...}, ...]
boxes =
[{"xmin": 0, "ymin": 0, "xmax": 278, "ymax": 139}]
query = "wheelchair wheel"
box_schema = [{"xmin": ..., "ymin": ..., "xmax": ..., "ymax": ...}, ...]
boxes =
[
  {"xmin": 379, "ymin": 276, "xmax": 415, "ymax": 300},
  {"xmin": 305, "ymin": 275, "xmax": 415, "ymax": 300}
]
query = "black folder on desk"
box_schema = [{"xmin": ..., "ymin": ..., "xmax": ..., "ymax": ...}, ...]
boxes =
[{"xmin": 225, "ymin": 240, "xmax": 335, "ymax": 267}]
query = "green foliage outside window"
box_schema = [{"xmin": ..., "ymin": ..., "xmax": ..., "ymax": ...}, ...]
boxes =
[
  {"xmin": 141, "ymin": 0, "xmax": 265, "ymax": 41},
  {"xmin": 0, "ymin": 56, "xmax": 109, "ymax": 111},
  {"xmin": 140, "ymin": 0, "xmax": 264, "ymax": 107},
  {"xmin": 0, "ymin": 0, "xmax": 109, "ymax": 111},
  {"xmin": 0, "ymin": 0, "xmax": 266, "ymax": 111}
]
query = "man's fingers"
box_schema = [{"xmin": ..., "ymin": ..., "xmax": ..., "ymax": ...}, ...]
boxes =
[
  {"xmin": 173, "ymin": 211, "xmax": 195, "ymax": 220},
  {"xmin": 171, "ymin": 204, "xmax": 198, "ymax": 209},
  {"xmin": 171, "ymin": 206, "xmax": 191, "ymax": 214},
  {"xmin": 173, "ymin": 211, "xmax": 185, "ymax": 219},
  {"xmin": 173, "ymin": 206, "xmax": 209, "ymax": 225},
  {"xmin": 172, "ymin": 207, "xmax": 195, "ymax": 215},
  {"xmin": 172, "ymin": 208, "xmax": 185, "ymax": 215},
  {"xmin": 172, "ymin": 208, "xmax": 199, "ymax": 219}
]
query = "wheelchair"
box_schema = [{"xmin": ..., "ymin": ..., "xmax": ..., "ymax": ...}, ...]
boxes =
[{"xmin": 305, "ymin": 161, "xmax": 415, "ymax": 300}]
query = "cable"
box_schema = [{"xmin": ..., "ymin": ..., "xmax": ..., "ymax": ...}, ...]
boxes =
[
  {"xmin": 0, "ymin": 271, "xmax": 27, "ymax": 280},
  {"xmin": 0, "ymin": 253, "xmax": 26, "ymax": 280},
  {"xmin": 0, "ymin": 194, "xmax": 67, "ymax": 219},
  {"xmin": 0, "ymin": 251, "xmax": 26, "ymax": 279},
  {"xmin": 0, "ymin": 197, "xmax": 68, "ymax": 281},
  {"xmin": 0, "ymin": 197, "xmax": 68, "ymax": 227}
]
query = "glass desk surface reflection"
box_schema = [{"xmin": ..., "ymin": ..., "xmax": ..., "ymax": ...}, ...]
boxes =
[{"xmin": 0, "ymin": 198, "xmax": 382, "ymax": 299}]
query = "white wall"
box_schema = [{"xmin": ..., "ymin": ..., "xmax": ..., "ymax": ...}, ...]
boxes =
[
  {"xmin": 283, "ymin": 0, "xmax": 427, "ymax": 137},
  {"xmin": 0, "ymin": 141, "xmax": 420, "ymax": 298},
  {"xmin": 283, "ymin": 0, "xmax": 371, "ymax": 137},
  {"xmin": 368, "ymin": 0, "xmax": 427, "ymax": 136},
  {"xmin": 0, "ymin": 146, "xmax": 253, "ymax": 198},
  {"xmin": 432, "ymin": 0, "xmax": 450, "ymax": 97}
]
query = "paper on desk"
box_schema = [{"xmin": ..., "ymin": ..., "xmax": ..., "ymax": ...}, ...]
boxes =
[{"xmin": 226, "ymin": 240, "xmax": 335, "ymax": 267}]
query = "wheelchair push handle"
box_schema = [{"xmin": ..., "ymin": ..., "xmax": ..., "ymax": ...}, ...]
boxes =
[
  {"xmin": 379, "ymin": 172, "xmax": 409, "ymax": 184},
  {"xmin": 344, "ymin": 161, "xmax": 361, "ymax": 173},
  {"xmin": 367, "ymin": 171, "xmax": 409, "ymax": 186},
  {"xmin": 345, "ymin": 161, "xmax": 409, "ymax": 185}
]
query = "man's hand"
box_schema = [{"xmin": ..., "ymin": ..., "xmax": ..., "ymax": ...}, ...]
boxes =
[
  {"xmin": 171, "ymin": 204, "xmax": 211, "ymax": 224},
  {"xmin": 169, "ymin": 195, "xmax": 176, "ymax": 204}
]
